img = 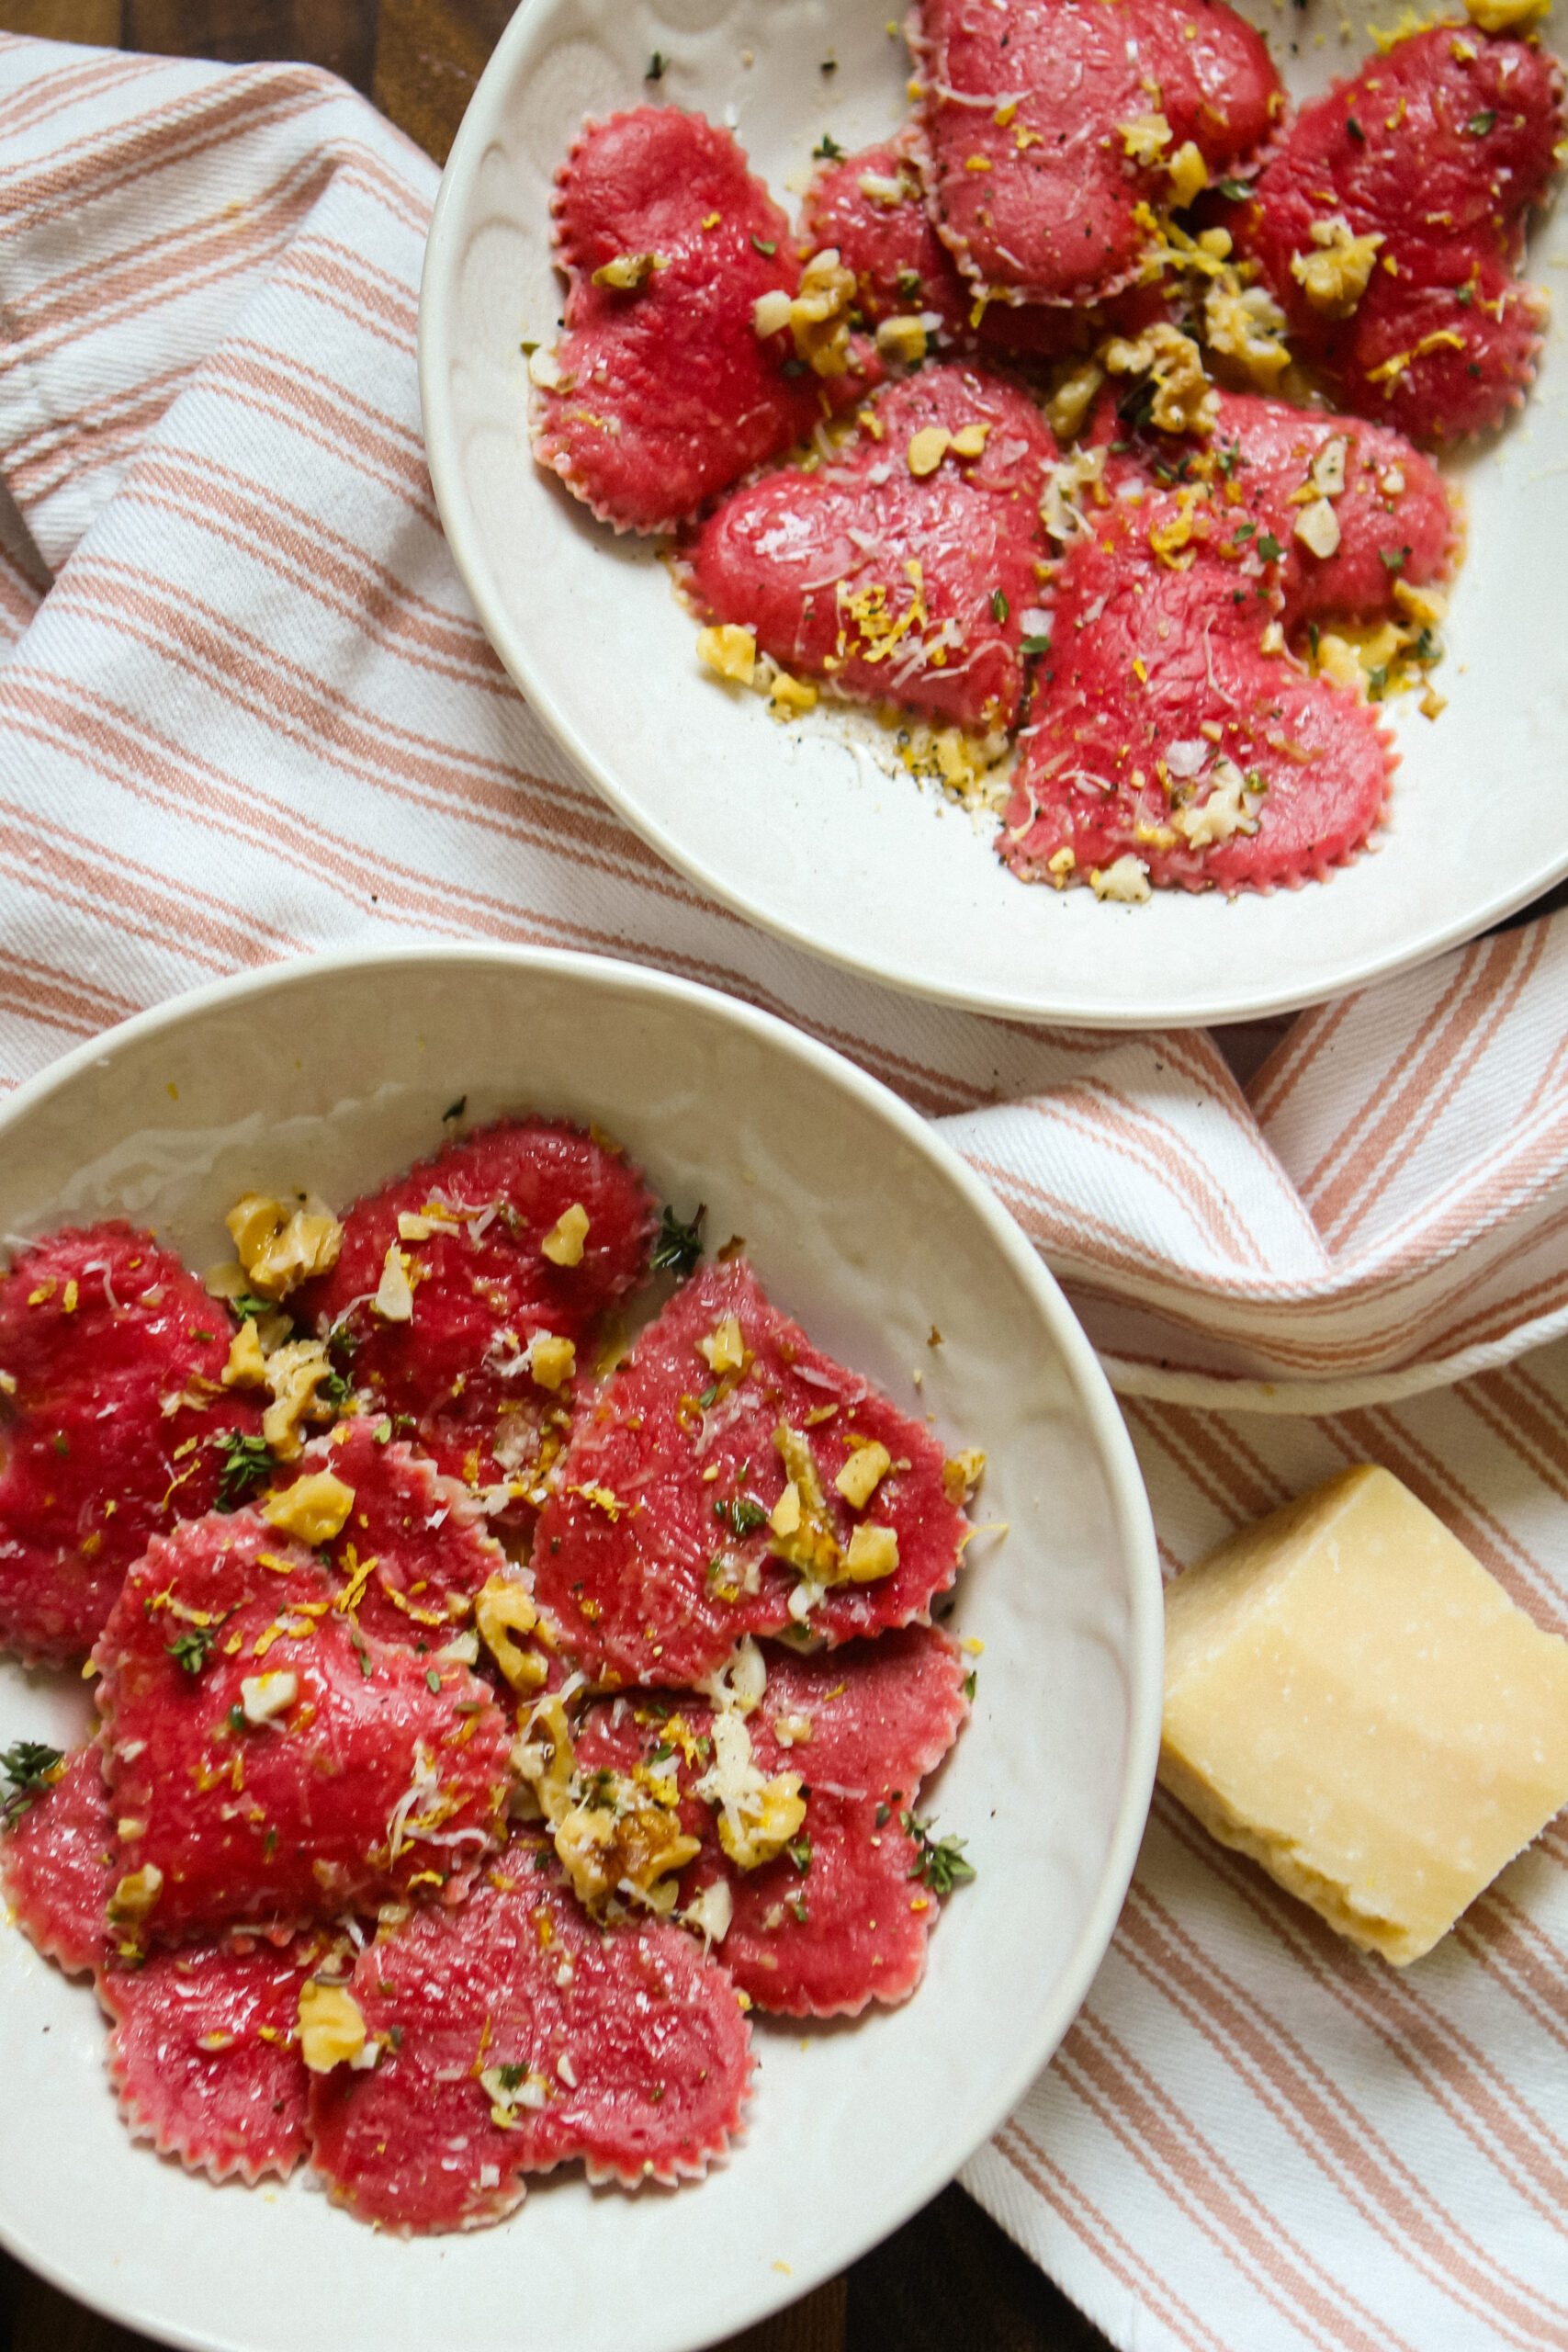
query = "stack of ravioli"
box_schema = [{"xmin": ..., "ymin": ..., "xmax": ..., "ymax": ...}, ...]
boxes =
[
  {"xmin": 530, "ymin": 0, "xmax": 1560, "ymax": 899},
  {"xmin": 0, "ymin": 1117, "xmax": 978, "ymax": 2232}
]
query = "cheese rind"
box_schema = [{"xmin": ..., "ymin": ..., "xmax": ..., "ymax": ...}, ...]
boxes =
[{"xmin": 1159, "ymin": 1465, "xmax": 1568, "ymax": 1965}]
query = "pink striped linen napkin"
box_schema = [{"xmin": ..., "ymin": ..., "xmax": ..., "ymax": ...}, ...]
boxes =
[{"xmin": 0, "ymin": 36, "xmax": 1564, "ymax": 2352}]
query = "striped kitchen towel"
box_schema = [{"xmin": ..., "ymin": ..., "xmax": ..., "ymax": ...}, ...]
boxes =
[{"xmin": 0, "ymin": 35, "xmax": 1564, "ymax": 2352}]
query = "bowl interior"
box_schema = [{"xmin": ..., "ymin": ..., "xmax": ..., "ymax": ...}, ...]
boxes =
[
  {"xmin": 420, "ymin": 0, "xmax": 1568, "ymax": 1028},
  {"xmin": 0, "ymin": 946, "xmax": 1159, "ymax": 2352}
]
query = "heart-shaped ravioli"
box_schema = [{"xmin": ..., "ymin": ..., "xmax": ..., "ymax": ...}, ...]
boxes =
[
  {"xmin": 532, "ymin": 107, "xmax": 877, "ymax": 534},
  {"xmin": 95, "ymin": 1512, "xmax": 513, "ymax": 1944},
  {"xmin": 530, "ymin": 1258, "xmax": 972, "ymax": 1686},
  {"xmin": 102, "ymin": 1929, "xmax": 324, "ymax": 2185},
  {"xmin": 266, "ymin": 1419, "xmax": 510, "ymax": 1649},
  {"xmin": 682, "ymin": 364, "xmax": 1058, "ymax": 730},
  {"xmin": 0, "ymin": 1225, "xmax": 263, "ymax": 1666},
  {"xmin": 295, "ymin": 1119, "xmax": 656, "ymax": 1526},
  {"xmin": 1003, "ymin": 389, "xmax": 1454, "ymax": 892},
  {"xmin": 803, "ymin": 132, "xmax": 1087, "ymax": 359},
  {"xmin": 306, "ymin": 1862, "xmax": 753, "ymax": 2231},
  {"xmin": 574, "ymin": 1628, "xmax": 972, "ymax": 2018},
  {"xmin": 911, "ymin": 0, "xmax": 1280, "ymax": 307},
  {"xmin": 0, "ymin": 1743, "xmax": 115, "ymax": 1979},
  {"xmin": 1230, "ymin": 25, "xmax": 1562, "ymax": 443}
]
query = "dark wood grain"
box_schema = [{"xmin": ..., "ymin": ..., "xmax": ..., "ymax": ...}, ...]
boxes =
[{"xmin": 0, "ymin": 6, "xmax": 1109, "ymax": 2350}]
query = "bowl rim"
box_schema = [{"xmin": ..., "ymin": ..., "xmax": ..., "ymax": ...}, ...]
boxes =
[
  {"xmin": 415, "ymin": 0, "xmax": 1568, "ymax": 1033},
  {"xmin": 0, "ymin": 940, "xmax": 1163, "ymax": 2352}
]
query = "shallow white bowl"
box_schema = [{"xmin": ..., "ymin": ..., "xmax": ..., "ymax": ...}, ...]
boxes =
[
  {"xmin": 419, "ymin": 0, "xmax": 1568, "ymax": 1028},
  {"xmin": 0, "ymin": 945, "xmax": 1159, "ymax": 2352}
]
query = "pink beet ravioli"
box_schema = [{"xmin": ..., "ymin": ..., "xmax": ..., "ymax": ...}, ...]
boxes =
[
  {"xmin": 0, "ymin": 1743, "xmax": 114, "ymax": 1978},
  {"xmin": 0, "ymin": 1224, "xmax": 262, "ymax": 1666},
  {"xmin": 295, "ymin": 1118, "xmax": 656, "ymax": 1523},
  {"xmin": 306, "ymin": 1859, "xmax": 753, "ymax": 2232},
  {"xmin": 532, "ymin": 107, "xmax": 877, "ymax": 533},
  {"xmin": 1002, "ymin": 388, "xmax": 1453, "ymax": 892},
  {"xmin": 101, "ymin": 1929, "xmax": 321, "ymax": 2184},
  {"xmin": 531, "ymin": 1257, "xmax": 972, "ymax": 1685},
  {"xmin": 1232, "ymin": 25, "xmax": 1562, "ymax": 444},
  {"xmin": 912, "ymin": 0, "xmax": 1280, "ymax": 305},
  {"xmin": 94, "ymin": 1511, "xmax": 513, "ymax": 1943},
  {"xmin": 5, "ymin": 1119, "xmax": 981, "ymax": 2234},
  {"xmin": 576, "ymin": 1629, "xmax": 972, "ymax": 2016},
  {"xmin": 803, "ymin": 133, "xmax": 1083, "ymax": 357},
  {"xmin": 682, "ymin": 364, "xmax": 1058, "ymax": 730},
  {"xmin": 272, "ymin": 1419, "xmax": 509, "ymax": 1650}
]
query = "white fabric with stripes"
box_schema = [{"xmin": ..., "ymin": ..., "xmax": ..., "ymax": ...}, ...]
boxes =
[{"xmin": 0, "ymin": 37, "xmax": 1563, "ymax": 2351}]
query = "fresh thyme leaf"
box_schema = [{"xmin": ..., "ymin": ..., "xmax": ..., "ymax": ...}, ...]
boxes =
[
  {"xmin": 231, "ymin": 1294, "xmax": 272, "ymax": 1320},
  {"xmin": 1466, "ymin": 109, "xmax": 1496, "ymax": 135},
  {"xmin": 1366, "ymin": 663, "xmax": 1390, "ymax": 701},
  {"xmin": 495, "ymin": 2063, "xmax": 526, "ymax": 2091},
  {"xmin": 750, "ymin": 233, "xmax": 778, "ymax": 257},
  {"xmin": 1233, "ymin": 521, "xmax": 1256, "ymax": 541},
  {"xmin": 902, "ymin": 1810, "xmax": 976, "ymax": 1896},
  {"xmin": 786, "ymin": 1835, "xmax": 813, "ymax": 1874},
  {"xmin": 1115, "ymin": 375, "xmax": 1157, "ymax": 435},
  {"xmin": 1307, "ymin": 619, "xmax": 1320, "ymax": 661},
  {"xmin": 168, "ymin": 1623, "xmax": 217, "ymax": 1676},
  {"xmin": 646, "ymin": 51, "xmax": 668, "ymax": 80},
  {"xmin": 1215, "ymin": 437, "xmax": 1243, "ymax": 478},
  {"xmin": 51, "ymin": 1431, "xmax": 69, "ymax": 1456},
  {"xmin": 1345, "ymin": 115, "xmax": 1366, "ymax": 142},
  {"xmin": 715, "ymin": 1493, "xmax": 768, "ymax": 1539},
  {"xmin": 651, "ymin": 1203, "xmax": 705, "ymax": 1277},
  {"xmin": 1020, "ymin": 633, "xmax": 1050, "ymax": 655},
  {"xmin": 1, "ymin": 1740, "xmax": 63, "ymax": 1826},
  {"xmin": 442, "ymin": 1095, "xmax": 468, "ymax": 1122},
  {"xmin": 813, "ymin": 132, "xmax": 845, "ymax": 160},
  {"xmin": 227, "ymin": 1703, "xmax": 246, "ymax": 1734},
  {"xmin": 963, "ymin": 1669, "xmax": 977, "ymax": 1701},
  {"xmin": 424, "ymin": 1667, "xmax": 442, "ymax": 1693},
  {"xmin": 1413, "ymin": 626, "xmax": 1438, "ymax": 662},
  {"xmin": 874, "ymin": 1801, "xmax": 891, "ymax": 1828},
  {"xmin": 896, "ymin": 266, "xmax": 924, "ymax": 302},
  {"xmin": 788, "ymin": 1896, "xmax": 809, "ymax": 1924},
  {"xmin": 319, "ymin": 1367, "xmax": 354, "ymax": 1412},
  {"xmin": 213, "ymin": 1430, "xmax": 272, "ymax": 1511},
  {"xmin": 990, "ymin": 588, "xmax": 1010, "ymax": 622},
  {"xmin": 1256, "ymin": 532, "xmax": 1283, "ymax": 564},
  {"xmin": 1455, "ymin": 283, "xmax": 1474, "ymax": 306},
  {"xmin": 1378, "ymin": 545, "xmax": 1408, "ymax": 572},
  {"xmin": 1214, "ymin": 176, "xmax": 1251, "ymax": 201}
]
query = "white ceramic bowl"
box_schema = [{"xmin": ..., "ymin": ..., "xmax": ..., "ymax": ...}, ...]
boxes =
[
  {"xmin": 0, "ymin": 945, "xmax": 1159, "ymax": 2352},
  {"xmin": 419, "ymin": 0, "xmax": 1568, "ymax": 1028}
]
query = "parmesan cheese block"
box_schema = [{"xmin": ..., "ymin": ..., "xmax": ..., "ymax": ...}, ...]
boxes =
[{"xmin": 1159, "ymin": 1465, "xmax": 1568, "ymax": 1965}]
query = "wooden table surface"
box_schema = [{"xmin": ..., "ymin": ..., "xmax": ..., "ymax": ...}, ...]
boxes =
[{"xmin": 0, "ymin": 5, "xmax": 1113, "ymax": 2350}]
